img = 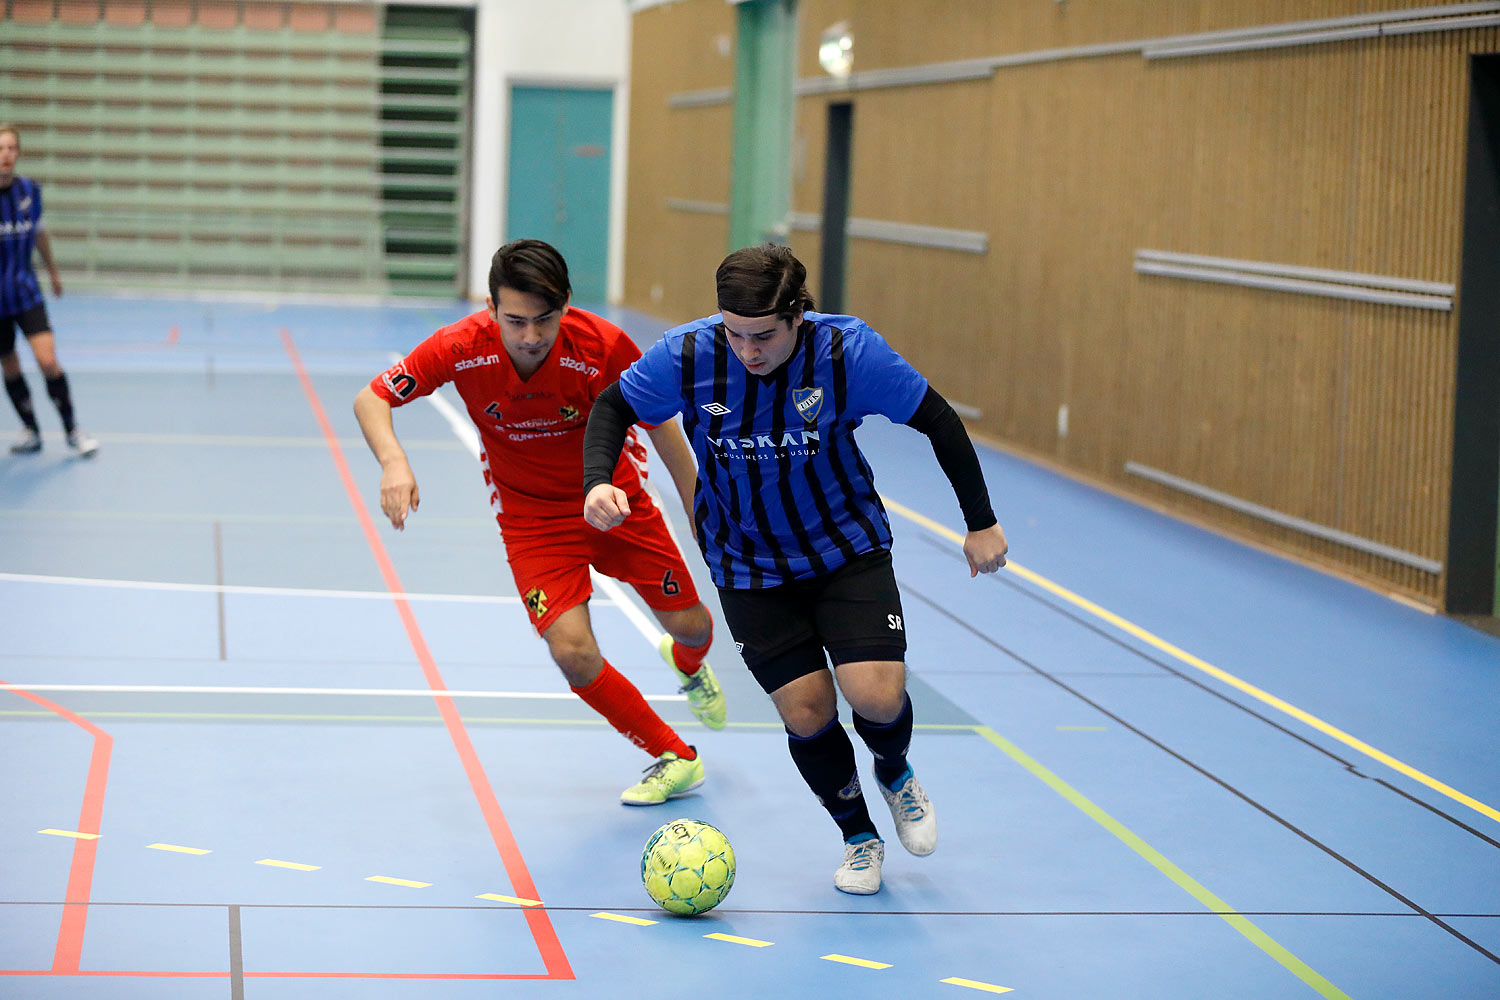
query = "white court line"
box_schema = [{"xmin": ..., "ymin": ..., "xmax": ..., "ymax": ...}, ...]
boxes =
[
  {"xmin": 0, "ymin": 570, "xmax": 623, "ymax": 606},
  {"xmin": 417, "ymin": 377, "xmax": 670, "ymax": 648},
  {"xmin": 0, "ymin": 682, "xmax": 685, "ymax": 701}
]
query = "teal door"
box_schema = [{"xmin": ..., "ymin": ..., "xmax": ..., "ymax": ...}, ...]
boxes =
[{"xmin": 506, "ymin": 86, "xmax": 613, "ymax": 306}]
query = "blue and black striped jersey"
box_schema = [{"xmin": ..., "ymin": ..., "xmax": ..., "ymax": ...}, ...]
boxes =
[
  {"xmin": 620, "ymin": 312, "xmax": 928, "ymax": 589},
  {"xmin": 0, "ymin": 177, "xmax": 45, "ymax": 317}
]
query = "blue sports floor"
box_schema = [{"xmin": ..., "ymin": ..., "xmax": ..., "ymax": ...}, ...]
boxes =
[{"xmin": 1, "ymin": 293, "xmax": 1497, "ymax": 999}]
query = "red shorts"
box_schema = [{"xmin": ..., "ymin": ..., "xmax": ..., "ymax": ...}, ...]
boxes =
[{"xmin": 499, "ymin": 490, "xmax": 701, "ymax": 635}]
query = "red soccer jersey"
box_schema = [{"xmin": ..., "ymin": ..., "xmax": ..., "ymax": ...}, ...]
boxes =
[{"xmin": 371, "ymin": 307, "xmax": 651, "ymax": 520}]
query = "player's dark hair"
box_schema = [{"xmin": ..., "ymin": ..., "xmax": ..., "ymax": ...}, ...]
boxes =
[
  {"xmin": 489, "ymin": 239, "xmax": 571, "ymax": 311},
  {"xmin": 716, "ymin": 243, "xmax": 815, "ymax": 323},
  {"xmin": 0, "ymin": 124, "xmax": 18, "ymax": 148}
]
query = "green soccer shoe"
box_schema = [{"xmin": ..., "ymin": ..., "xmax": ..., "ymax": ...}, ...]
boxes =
[
  {"xmin": 621, "ymin": 749, "xmax": 705, "ymax": 806},
  {"xmin": 658, "ymin": 633, "xmax": 727, "ymax": 730}
]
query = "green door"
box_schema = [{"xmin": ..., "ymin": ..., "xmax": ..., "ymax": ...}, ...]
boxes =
[{"xmin": 506, "ymin": 86, "xmax": 613, "ymax": 305}]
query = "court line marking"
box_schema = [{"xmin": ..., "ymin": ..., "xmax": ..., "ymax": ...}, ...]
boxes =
[
  {"xmin": 146, "ymin": 843, "xmax": 211, "ymax": 855},
  {"xmin": 590, "ymin": 912, "xmax": 657, "ymax": 926},
  {"xmin": 882, "ymin": 495, "xmax": 1500, "ymax": 828},
  {"xmin": 976, "ymin": 725, "xmax": 1351, "ymax": 1000},
  {"xmin": 38, "ymin": 829, "xmax": 99, "ymax": 841},
  {"xmin": 477, "ymin": 893, "xmax": 544, "ymax": 907},
  {"xmin": 417, "ymin": 375, "xmax": 672, "ymax": 648},
  {"xmin": 255, "ymin": 859, "xmax": 320, "ymax": 872},
  {"xmin": 365, "ymin": 876, "xmax": 432, "ymax": 889},
  {"xmin": 941, "ymin": 977, "xmax": 1014, "ymax": 994},
  {"xmin": 291, "ymin": 330, "xmax": 573, "ymax": 980},
  {"xmin": 40, "ymin": 432, "xmax": 467, "ymax": 449},
  {"xmin": 0, "ymin": 684, "xmax": 684, "ymax": 702},
  {"xmin": 5, "ymin": 682, "xmax": 113, "ymax": 973},
  {"xmin": 704, "ymin": 932, "xmax": 774, "ymax": 948},
  {"xmin": 821, "ymin": 954, "xmax": 892, "ymax": 969},
  {"xmin": 0, "ymin": 571, "xmax": 551, "ymax": 606}
]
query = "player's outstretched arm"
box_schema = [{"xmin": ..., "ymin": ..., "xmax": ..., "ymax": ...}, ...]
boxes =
[
  {"xmin": 904, "ymin": 385, "xmax": 1007, "ymax": 576},
  {"xmin": 582, "ymin": 381, "xmax": 642, "ymax": 531},
  {"xmin": 35, "ymin": 230, "xmax": 62, "ymax": 297},
  {"xmin": 354, "ymin": 385, "xmax": 420, "ymax": 530},
  {"xmin": 645, "ymin": 418, "xmax": 699, "ymax": 529}
]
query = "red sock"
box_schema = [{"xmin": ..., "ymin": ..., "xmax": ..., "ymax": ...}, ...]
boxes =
[
  {"xmin": 667, "ymin": 614, "xmax": 713, "ymax": 676},
  {"xmin": 573, "ymin": 661, "xmax": 694, "ymax": 760}
]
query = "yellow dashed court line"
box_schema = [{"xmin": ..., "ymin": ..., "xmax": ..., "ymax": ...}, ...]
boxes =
[
  {"xmin": 476, "ymin": 893, "xmax": 543, "ymax": 906},
  {"xmin": 704, "ymin": 932, "xmax": 773, "ymax": 948},
  {"xmin": 365, "ymin": 875, "xmax": 431, "ymax": 888},
  {"xmin": 38, "ymin": 829, "xmax": 99, "ymax": 840},
  {"xmin": 941, "ymin": 977, "xmax": 1013, "ymax": 994},
  {"xmin": 821, "ymin": 954, "xmax": 891, "ymax": 969},
  {"xmin": 591, "ymin": 912, "xmax": 657, "ymax": 926},
  {"xmin": 147, "ymin": 843, "xmax": 211, "ymax": 855},
  {"xmin": 255, "ymin": 859, "xmax": 321, "ymax": 872}
]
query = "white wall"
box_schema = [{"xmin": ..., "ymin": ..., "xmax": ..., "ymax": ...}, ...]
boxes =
[{"xmin": 469, "ymin": 0, "xmax": 632, "ymax": 302}]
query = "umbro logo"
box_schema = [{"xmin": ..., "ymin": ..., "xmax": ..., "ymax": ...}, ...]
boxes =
[{"xmin": 701, "ymin": 402, "xmax": 732, "ymax": 416}]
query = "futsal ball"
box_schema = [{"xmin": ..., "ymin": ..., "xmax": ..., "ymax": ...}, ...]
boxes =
[{"xmin": 640, "ymin": 818, "xmax": 736, "ymax": 915}]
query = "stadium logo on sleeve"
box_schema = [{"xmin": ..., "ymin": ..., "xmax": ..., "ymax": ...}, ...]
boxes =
[
  {"xmin": 792, "ymin": 386, "xmax": 824, "ymax": 423},
  {"xmin": 523, "ymin": 586, "xmax": 548, "ymax": 619}
]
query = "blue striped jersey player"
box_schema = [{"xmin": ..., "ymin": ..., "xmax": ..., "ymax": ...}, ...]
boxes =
[
  {"xmin": 584, "ymin": 243, "xmax": 1007, "ymax": 895},
  {"xmin": 0, "ymin": 124, "xmax": 96, "ymax": 457}
]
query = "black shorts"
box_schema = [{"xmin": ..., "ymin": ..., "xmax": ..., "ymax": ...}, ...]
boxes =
[
  {"xmin": 0, "ymin": 303, "xmax": 51, "ymax": 356},
  {"xmin": 717, "ymin": 548, "xmax": 908, "ymax": 695}
]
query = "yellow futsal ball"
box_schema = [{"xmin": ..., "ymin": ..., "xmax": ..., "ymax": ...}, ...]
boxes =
[{"xmin": 640, "ymin": 818, "xmax": 736, "ymax": 915}]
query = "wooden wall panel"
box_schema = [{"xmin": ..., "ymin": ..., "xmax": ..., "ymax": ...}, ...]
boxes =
[
  {"xmin": 623, "ymin": 1, "xmax": 736, "ymax": 316},
  {"xmin": 626, "ymin": 0, "xmax": 1497, "ymax": 605}
]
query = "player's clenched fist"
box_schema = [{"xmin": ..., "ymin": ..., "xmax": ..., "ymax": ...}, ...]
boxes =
[{"xmin": 584, "ymin": 483, "xmax": 631, "ymax": 531}]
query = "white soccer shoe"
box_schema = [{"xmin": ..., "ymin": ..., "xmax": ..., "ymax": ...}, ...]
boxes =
[
  {"xmin": 878, "ymin": 768, "xmax": 937, "ymax": 856},
  {"xmin": 833, "ymin": 837, "xmax": 884, "ymax": 895}
]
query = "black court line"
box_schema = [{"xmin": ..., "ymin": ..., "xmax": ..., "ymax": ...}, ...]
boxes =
[
  {"xmin": 900, "ymin": 577, "xmax": 1500, "ymax": 966},
  {"xmin": 2, "ymin": 900, "xmax": 1497, "ymax": 918},
  {"xmin": 916, "ymin": 534, "xmax": 1500, "ymax": 853},
  {"xmin": 228, "ymin": 905, "xmax": 243, "ymax": 1000}
]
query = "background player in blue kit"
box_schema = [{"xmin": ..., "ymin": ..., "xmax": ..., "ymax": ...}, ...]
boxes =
[
  {"xmin": 0, "ymin": 125, "xmax": 96, "ymax": 457},
  {"xmin": 583, "ymin": 243, "xmax": 1008, "ymax": 895}
]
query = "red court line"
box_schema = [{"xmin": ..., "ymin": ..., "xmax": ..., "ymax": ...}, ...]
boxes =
[
  {"xmin": 279, "ymin": 328, "xmax": 574, "ymax": 981},
  {"xmin": 1, "ymin": 681, "xmax": 114, "ymax": 973}
]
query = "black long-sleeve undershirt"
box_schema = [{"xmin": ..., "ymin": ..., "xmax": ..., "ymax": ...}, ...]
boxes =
[
  {"xmin": 582, "ymin": 382, "xmax": 996, "ymax": 532},
  {"xmin": 583, "ymin": 382, "xmax": 638, "ymax": 494},
  {"xmin": 904, "ymin": 386, "xmax": 997, "ymax": 532}
]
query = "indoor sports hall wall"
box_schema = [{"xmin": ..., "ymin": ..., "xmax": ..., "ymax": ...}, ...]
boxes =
[{"xmin": 623, "ymin": 0, "xmax": 1500, "ymax": 609}]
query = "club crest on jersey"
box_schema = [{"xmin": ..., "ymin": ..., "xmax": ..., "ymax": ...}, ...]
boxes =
[
  {"xmin": 559, "ymin": 404, "xmax": 579, "ymax": 421},
  {"xmin": 793, "ymin": 386, "xmax": 824, "ymax": 423},
  {"xmin": 523, "ymin": 586, "xmax": 548, "ymax": 619}
]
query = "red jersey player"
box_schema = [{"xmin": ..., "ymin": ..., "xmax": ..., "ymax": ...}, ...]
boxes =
[{"xmin": 353, "ymin": 239, "xmax": 725, "ymax": 805}]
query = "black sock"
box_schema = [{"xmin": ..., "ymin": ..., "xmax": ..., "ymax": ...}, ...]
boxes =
[
  {"xmin": 853, "ymin": 692, "xmax": 914, "ymax": 790},
  {"xmin": 5, "ymin": 374, "xmax": 39, "ymax": 432},
  {"xmin": 45, "ymin": 373, "xmax": 76, "ymax": 434},
  {"xmin": 786, "ymin": 717, "xmax": 878, "ymax": 842}
]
